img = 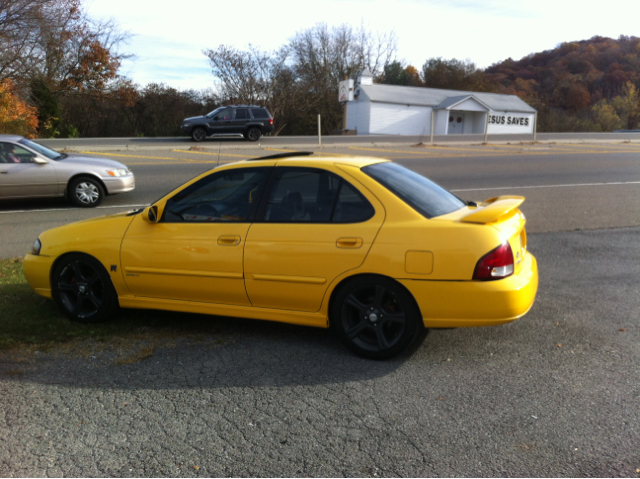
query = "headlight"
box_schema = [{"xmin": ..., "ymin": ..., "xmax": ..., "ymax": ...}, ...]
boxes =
[
  {"xmin": 183, "ymin": 121, "xmax": 190, "ymax": 127},
  {"xmin": 32, "ymin": 238, "xmax": 41, "ymax": 255},
  {"xmin": 106, "ymin": 168, "xmax": 129, "ymax": 177}
]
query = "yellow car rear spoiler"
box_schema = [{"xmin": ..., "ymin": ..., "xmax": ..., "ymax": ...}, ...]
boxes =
[{"xmin": 460, "ymin": 196, "xmax": 525, "ymax": 224}]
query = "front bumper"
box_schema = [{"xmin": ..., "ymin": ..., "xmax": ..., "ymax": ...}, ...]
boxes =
[
  {"xmin": 103, "ymin": 175, "xmax": 135, "ymax": 195},
  {"xmin": 400, "ymin": 252, "xmax": 538, "ymax": 328},
  {"xmin": 23, "ymin": 253, "xmax": 55, "ymax": 299}
]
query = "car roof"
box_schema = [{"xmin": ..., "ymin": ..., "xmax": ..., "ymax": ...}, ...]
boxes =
[
  {"xmin": 0, "ymin": 134, "xmax": 24, "ymax": 142},
  {"xmin": 232, "ymin": 153, "xmax": 389, "ymax": 169}
]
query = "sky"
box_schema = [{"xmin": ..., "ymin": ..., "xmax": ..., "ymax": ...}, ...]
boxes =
[{"xmin": 86, "ymin": 0, "xmax": 640, "ymax": 91}]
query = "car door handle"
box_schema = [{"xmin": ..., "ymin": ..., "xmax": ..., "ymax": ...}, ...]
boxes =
[
  {"xmin": 336, "ymin": 237, "xmax": 363, "ymax": 248},
  {"xmin": 217, "ymin": 235, "xmax": 241, "ymax": 246}
]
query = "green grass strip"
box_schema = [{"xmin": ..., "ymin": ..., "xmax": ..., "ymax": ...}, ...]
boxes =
[{"xmin": 0, "ymin": 258, "xmax": 233, "ymax": 353}]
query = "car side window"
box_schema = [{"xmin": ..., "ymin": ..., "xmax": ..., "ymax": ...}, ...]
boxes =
[
  {"xmin": 262, "ymin": 168, "xmax": 374, "ymax": 223},
  {"xmin": 214, "ymin": 108, "xmax": 232, "ymax": 120},
  {"xmin": 251, "ymin": 108, "xmax": 269, "ymax": 119},
  {"xmin": 333, "ymin": 181, "xmax": 375, "ymax": 223},
  {"xmin": 0, "ymin": 143, "xmax": 35, "ymax": 164},
  {"xmin": 162, "ymin": 168, "xmax": 270, "ymax": 223},
  {"xmin": 235, "ymin": 109, "xmax": 249, "ymax": 120}
]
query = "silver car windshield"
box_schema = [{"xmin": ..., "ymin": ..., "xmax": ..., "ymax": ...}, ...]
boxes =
[{"xmin": 18, "ymin": 139, "xmax": 64, "ymax": 160}]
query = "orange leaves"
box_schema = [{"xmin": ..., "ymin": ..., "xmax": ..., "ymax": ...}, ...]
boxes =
[
  {"xmin": 0, "ymin": 79, "xmax": 38, "ymax": 137},
  {"xmin": 62, "ymin": 38, "xmax": 121, "ymax": 92}
]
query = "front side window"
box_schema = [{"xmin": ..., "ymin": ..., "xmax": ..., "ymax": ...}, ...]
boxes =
[
  {"xmin": 162, "ymin": 168, "xmax": 270, "ymax": 222},
  {"xmin": 0, "ymin": 142, "xmax": 37, "ymax": 163},
  {"xmin": 213, "ymin": 108, "xmax": 232, "ymax": 120},
  {"xmin": 205, "ymin": 107, "xmax": 224, "ymax": 118},
  {"xmin": 262, "ymin": 168, "xmax": 374, "ymax": 223},
  {"xmin": 363, "ymin": 162, "xmax": 465, "ymax": 218}
]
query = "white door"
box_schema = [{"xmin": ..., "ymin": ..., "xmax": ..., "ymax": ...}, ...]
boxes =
[{"xmin": 448, "ymin": 112, "xmax": 465, "ymax": 134}]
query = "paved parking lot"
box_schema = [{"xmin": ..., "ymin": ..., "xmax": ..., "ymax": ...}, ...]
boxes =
[{"xmin": 0, "ymin": 140, "xmax": 638, "ymax": 476}]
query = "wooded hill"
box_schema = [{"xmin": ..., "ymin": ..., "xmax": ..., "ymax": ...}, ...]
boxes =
[{"xmin": 485, "ymin": 35, "xmax": 640, "ymax": 132}]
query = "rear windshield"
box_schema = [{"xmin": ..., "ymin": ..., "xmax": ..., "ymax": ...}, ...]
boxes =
[{"xmin": 363, "ymin": 162, "xmax": 465, "ymax": 218}]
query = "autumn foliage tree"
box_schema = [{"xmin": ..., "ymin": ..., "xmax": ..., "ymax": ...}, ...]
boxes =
[
  {"xmin": 0, "ymin": 0, "xmax": 127, "ymax": 136},
  {"xmin": 378, "ymin": 61, "xmax": 422, "ymax": 86},
  {"xmin": 0, "ymin": 79, "xmax": 38, "ymax": 136},
  {"xmin": 487, "ymin": 35, "xmax": 640, "ymax": 131}
]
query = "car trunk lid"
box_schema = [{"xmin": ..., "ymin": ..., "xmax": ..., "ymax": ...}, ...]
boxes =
[{"xmin": 459, "ymin": 196, "xmax": 528, "ymax": 275}]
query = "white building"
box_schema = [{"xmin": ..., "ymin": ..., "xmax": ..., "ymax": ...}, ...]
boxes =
[{"xmin": 346, "ymin": 70, "xmax": 536, "ymax": 136}]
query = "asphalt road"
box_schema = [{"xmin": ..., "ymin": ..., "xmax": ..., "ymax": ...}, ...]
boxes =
[
  {"xmin": 0, "ymin": 140, "xmax": 639, "ymax": 477},
  {"xmin": 1, "ymin": 141, "xmax": 639, "ymax": 257}
]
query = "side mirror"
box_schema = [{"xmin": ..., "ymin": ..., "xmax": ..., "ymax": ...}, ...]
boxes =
[
  {"xmin": 33, "ymin": 157, "xmax": 48, "ymax": 165},
  {"xmin": 142, "ymin": 205, "xmax": 160, "ymax": 224}
]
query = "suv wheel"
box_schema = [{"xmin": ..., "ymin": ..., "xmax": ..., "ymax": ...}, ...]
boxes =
[
  {"xmin": 191, "ymin": 127, "xmax": 206, "ymax": 142},
  {"xmin": 245, "ymin": 127, "xmax": 261, "ymax": 142}
]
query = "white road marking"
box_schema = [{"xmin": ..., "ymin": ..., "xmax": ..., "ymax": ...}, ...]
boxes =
[
  {"xmin": 451, "ymin": 181, "xmax": 640, "ymax": 192},
  {"xmin": 0, "ymin": 204, "xmax": 149, "ymax": 214}
]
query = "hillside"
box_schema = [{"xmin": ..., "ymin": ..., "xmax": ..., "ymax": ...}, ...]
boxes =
[{"xmin": 486, "ymin": 36, "xmax": 640, "ymax": 131}]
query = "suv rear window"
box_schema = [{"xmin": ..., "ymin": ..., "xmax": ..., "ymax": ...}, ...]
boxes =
[
  {"xmin": 363, "ymin": 162, "xmax": 465, "ymax": 218},
  {"xmin": 251, "ymin": 108, "xmax": 270, "ymax": 119}
]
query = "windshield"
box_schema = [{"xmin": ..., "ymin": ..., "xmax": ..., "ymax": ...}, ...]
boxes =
[
  {"xmin": 18, "ymin": 139, "xmax": 64, "ymax": 160},
  {"xmin": 363, "ymin": 162, "xmax": 465, "ymax": 218},
  {"xmin": 205, "ymin": 107, "xmax": 224, "ymax": 118}
]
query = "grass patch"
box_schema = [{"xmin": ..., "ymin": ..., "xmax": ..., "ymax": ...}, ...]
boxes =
[{"xmin": 0, "ymin": 258, "xmax": 235, "ymax": 354}]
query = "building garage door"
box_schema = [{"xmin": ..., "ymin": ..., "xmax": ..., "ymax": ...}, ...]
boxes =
[{"xmin": 369, "ymin": 103, "xmax": 431, "ymax": 136}]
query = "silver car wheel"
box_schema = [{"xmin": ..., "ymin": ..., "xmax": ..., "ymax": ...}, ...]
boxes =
[{"xmin": 75, "ymin": 181, "xmax": 100, "ymax": 204}]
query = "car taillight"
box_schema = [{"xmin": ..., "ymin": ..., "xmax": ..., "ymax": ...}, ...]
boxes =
[
  {"xmin": 269, "ymin": 119, "xmax": 273, "ymax": 125},
  {"xmin": 473, "ymin": 242, "xmax": 514, "ymax": 281}
]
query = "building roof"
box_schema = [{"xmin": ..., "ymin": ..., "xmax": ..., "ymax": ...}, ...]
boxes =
[{"xmin": 357, "ymin": 84, "xmax": 536, "ymax": 113}]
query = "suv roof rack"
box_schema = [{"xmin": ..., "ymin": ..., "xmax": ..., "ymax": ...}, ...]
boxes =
[{"xmin": 248, "ymin": 151, "xmax": 314, "ymax": 161}]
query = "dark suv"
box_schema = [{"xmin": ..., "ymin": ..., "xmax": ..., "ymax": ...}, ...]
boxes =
[{"xmin": 181, "ymin": 105, "xmax": 274, "ymax": 142}]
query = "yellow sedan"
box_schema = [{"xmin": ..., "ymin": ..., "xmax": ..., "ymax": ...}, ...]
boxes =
[{"xmin": 23, "ymin": 152, "xmax": 538, "ymax": 359}]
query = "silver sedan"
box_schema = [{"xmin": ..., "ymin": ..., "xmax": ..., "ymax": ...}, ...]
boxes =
[{"xmin": 0, "ymin": 135, "xmax": 134, "ymax": 207}]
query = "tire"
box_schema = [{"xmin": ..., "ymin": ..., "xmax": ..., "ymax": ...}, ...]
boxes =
[
  {"xmin": 191, "ymin": 127, "xmax": 206, "ymax": 142},
  {"xmin": 330, "ymin": 275, "xmax": 423, "ymax": 360},
  {"xmin": 51, "ymin": 254, "xmax": 119, "ymax": 323},
  {"xmin": 69, "ymin": 176, "xmax": 105, "ymax": 207},
  {"xmin": 245, "ymin": 127, "xmax": 261, "ymax": 142}
]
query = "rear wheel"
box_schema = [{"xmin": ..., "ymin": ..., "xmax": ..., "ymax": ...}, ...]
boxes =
[
  {"xmin": 245, "ymin": 127, "xmax": 261, "ymax": 141},
  {"xmin": 191, "ymin": 127, "xmax": 206, "ymax": 142},
  {"xmin": 331, "ymin": 275, "xmax": 422, "ymax": 359},
  {"xmin": 52, "ymin": 254, "xmax": 118, "ymax": 323},
  {"xmin": 69, "ymin": 176, "xmax": 105, "ymax": 207}
]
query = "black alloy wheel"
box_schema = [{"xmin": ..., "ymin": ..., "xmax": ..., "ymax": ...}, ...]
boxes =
[
  {"xmin": 191, "ymin": 127, "xmax": 206, "ymax": 142},
  {"xmin": 331, "ymin": 276, "xmax": 422, "ymax": 359},
  {"xmin": 245, "ymin": 127, "xmax": 261, "ymax": 141},
  {"xmin": 52, "ymin": 254, "xmax": 118, "ymax": 323},
  {"xmin": 69, "ymin": 176, "xmax": 105, "ymax": 207}
]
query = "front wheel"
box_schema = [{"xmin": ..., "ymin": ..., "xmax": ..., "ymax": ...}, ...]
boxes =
[
  {"xmin": 191, "ymin": 127, "xmax": 207, "ymax": 142},
  {"xmin": 245, "ymin": 127, "xmax": 261, "ymax": 142},
  {"xmin": 69, "ymin": 176, "xmax": 105, "ymax": 207},
  {"xmin": 331, "ymin": 276, "xmax": 423, "ymax": 360},
  {"xmin": 52, "ymin": 254, "xmax": 119, "ymax": 323}
]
